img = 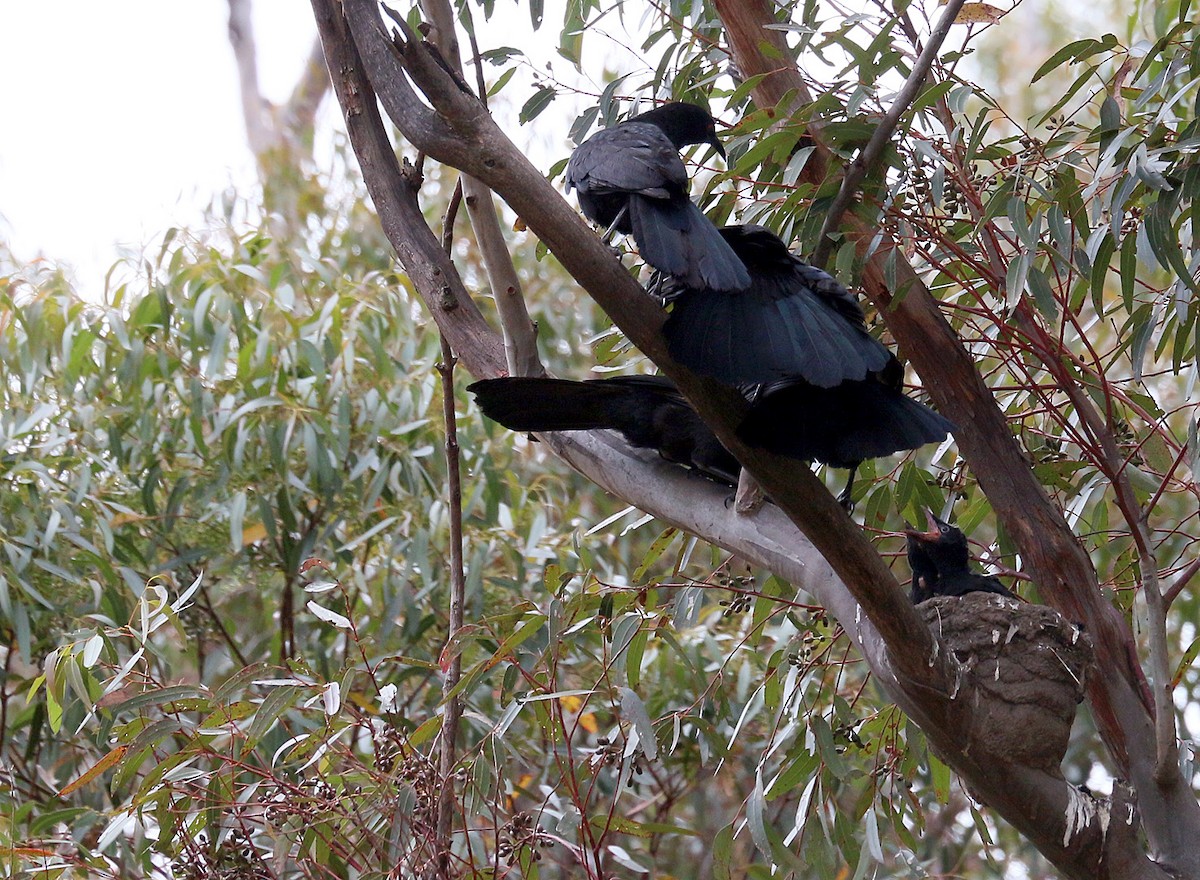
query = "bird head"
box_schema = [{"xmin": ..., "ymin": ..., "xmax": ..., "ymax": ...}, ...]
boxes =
[
  {"xmin": 633, "ymin": 102, "xmax": 727, "ymax": 158},
  {"xmin": 904, "ymin": 509, "xmax": 969, "ymax": 571}
]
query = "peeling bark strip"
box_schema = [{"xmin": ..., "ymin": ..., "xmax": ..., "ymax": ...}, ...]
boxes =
[{"xmin": 307, "ymin": 0, "xmax": 1195, "ymax": 875}]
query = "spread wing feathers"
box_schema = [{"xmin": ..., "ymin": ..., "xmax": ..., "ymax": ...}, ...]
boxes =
[
  {"xmin": 712, "ymin": 226, "xmax": 867, "ymax": 321},
  {"xmin": 565, "ymin": 123, "xmax": 688, "ymax": 199},
  {"xmin": 663, "ymin": 281, "xmax": 892, "ymax": 386},
  {"xmin": 737, "ymin": 379, "xmax": 954, "ymax": 468},
  {"xmin": 790, "ymin": 262, "xmax": 872, "ymax": 325},
  {"xmin": 656, "ymin": 225, "xmax": 889, "ymax": 385},
  {"xmin": 629, "ymin": 198, "xmax": 751, "ymax": 292},
  {"xmin": 467, "ymin": 376, "xmax": 740, "ymax": 486}
]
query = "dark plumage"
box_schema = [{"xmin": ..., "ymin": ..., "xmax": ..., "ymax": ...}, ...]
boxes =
[
  {"xmin": 906, "ymin": 534, "xmax": 939, "ymax": 604},
  {"xmin": 469, "ymin": 372, "xmax": 950, "ymax": 506},
  {"xmin": 565, "ymin": 102, "xmax": 750, "ymax": 292},
  {"xmin": 651, "ymin": 224, "xmax": 951, "ymax": 505},
  {"xmin": 467, "ymin": 376, "xmax": 741, "ymax": 486},
  {"xmin": 655, "ymin": 225, "xmax": 892, "ymax": 387},
  {"xmin": 905, "ymin": 510, "xmax": 1018, "ymax": 601},
  {"xmin": 737, "ymin": 359, "xmax": 954, "ymax": 505}
]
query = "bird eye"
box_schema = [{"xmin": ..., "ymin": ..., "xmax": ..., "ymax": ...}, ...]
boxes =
[{"xmin": 939, "ymin": 525, "xmax": 950, "ymax": 533}]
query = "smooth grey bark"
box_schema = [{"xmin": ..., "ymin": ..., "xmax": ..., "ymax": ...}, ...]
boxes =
[{"xmin": 228, "ymin": 0, "xmax": 329, "ymax": 161}]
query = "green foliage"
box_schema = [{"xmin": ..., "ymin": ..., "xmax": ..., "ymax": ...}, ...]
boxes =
[
  {"xmin": 455, "ymin": 0, "xmax": 1200, "ymax": 871},
  {"xmin": 0, "ymin": 161, "xmax": 907, "ymax": 877}
]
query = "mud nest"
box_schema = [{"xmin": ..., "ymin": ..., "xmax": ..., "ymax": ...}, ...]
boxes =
[{"xmin": 918, "ymin": 593, "xmax": 1094, "ymax": 775}]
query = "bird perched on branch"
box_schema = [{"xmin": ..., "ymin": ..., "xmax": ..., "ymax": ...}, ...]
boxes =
[
  {"xmin": 654, "ymin": 224, "xmax": 893, "ymax": 387},
  {"xmin": 651, "ymin": 224, "xmax": 952, "ymax": 504},
  {"xmin": 469, "ymin": 371, "xmax": 950, "ymax": 508},
  {"xmin": 565, "ymin": 102, "xmax": 750, "ymax": 292},
  {"xmin": 905, "ymin": 509, "xmax": 1018, "ymax": 601},
  {"xmin": 467, "ymin": 375, "xmax": 741, "ymax": 486},
  {"xmin": 736, "ymin": 364, "xmax": 953, "ymax": 506}
]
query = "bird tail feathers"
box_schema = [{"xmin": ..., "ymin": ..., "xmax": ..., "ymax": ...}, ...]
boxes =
[
  {"xmin": 468, "ymin": 377, "xmax": 641, "ymax": 433},
  {"xmin": 628, "ymin": 197, "xmax": 749, "ymax": 292}
]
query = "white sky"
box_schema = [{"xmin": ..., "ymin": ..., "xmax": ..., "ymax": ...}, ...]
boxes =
[
  {"xmin": 0, "ymin": 3, "xmax": 325, "ymax": 293},
  {"xmin": 0, "ymin": 1, "xmax": 597, "ymax": 299}
]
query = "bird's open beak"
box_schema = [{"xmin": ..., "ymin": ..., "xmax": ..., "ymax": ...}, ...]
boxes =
[{"xmin": 904, "ymin": 508, "xmax": 942, "ymax": 543}]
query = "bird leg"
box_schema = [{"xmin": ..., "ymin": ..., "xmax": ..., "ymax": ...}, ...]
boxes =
[{"xmin": 836, "ymin": 464, "xmax": 859, "ymax": 512}]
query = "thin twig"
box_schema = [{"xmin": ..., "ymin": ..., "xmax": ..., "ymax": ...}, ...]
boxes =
[
  {"xmin": 466, "ymin": 20, "xmax": 488, "ymax": 108},
  {"xmin": 198, "ymin": 578, "xmax": 250, "ymax": 667},
  {"xmin": 1164, "ymin": 555, "xmax": 1200, "ymax": 608},
  {"xmin": 434, "ymin": 187, "xmax": 468, "ymax": 879},
  {"xmin": 0, "ymin": 634, "xmax": 12, "ymax": 755},
  {"xmin": 812, "ymin": 0, "xmax": 968, "ymax": 268}
]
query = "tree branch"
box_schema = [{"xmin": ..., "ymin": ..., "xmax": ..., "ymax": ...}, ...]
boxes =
[
  {"xmin": 228, "ymin": 0, "xmax": 274, "ymax": 157},
  {"xmin": 1164, "ymin": 555, "xmax": 1200, "ymax": 607},
  {"xmin": 434, "ymin": 331, "xmax": 466, "ymax": 873},
  {"xmin": 228, "ymin": 0, "xmax": 330, "ymax": 163},
  {"xmin": 283, "ymin": 37, "xmax": 333, "ymax": 139},
  {"xmin": 416, "ymin": 0, "xmax": 541, "ymax": 377},
  {"xmin": 1040, "ymin": 328, "xmax": 1177, "ymax": 784},
  {"xmin": 811, "ymin": 0, "xmax": 967, "ymax": 268}
]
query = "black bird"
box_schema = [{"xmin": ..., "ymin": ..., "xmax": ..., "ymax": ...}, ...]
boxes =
[
  {"xmin": 736, "ymin": 359, "xmax": 954, "ymax": 506},
  {"xmin": 655, "ymin": 225, "xmax": 892, "ymax": 387},
  {"xmin": 469, "ymin": 373, "xmax": 949, "ymax": 507},
  {"xmin": 905, "ymin": 509, "xmax": 1017, "ymax": 600},
  {"xmin": 467, "ymin": 375, "xmax": 741, "ymax": 486},
  {"xmin": 651, "ymin": 225, "xmax": 951, "ymax": 504},
  {"xmin": 565, "ymin": 102, "xmax": 750, "ymax": 292},
  {"xmin": 906, "ymin": 531, "xmax": 940, "ymax": 604}
]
